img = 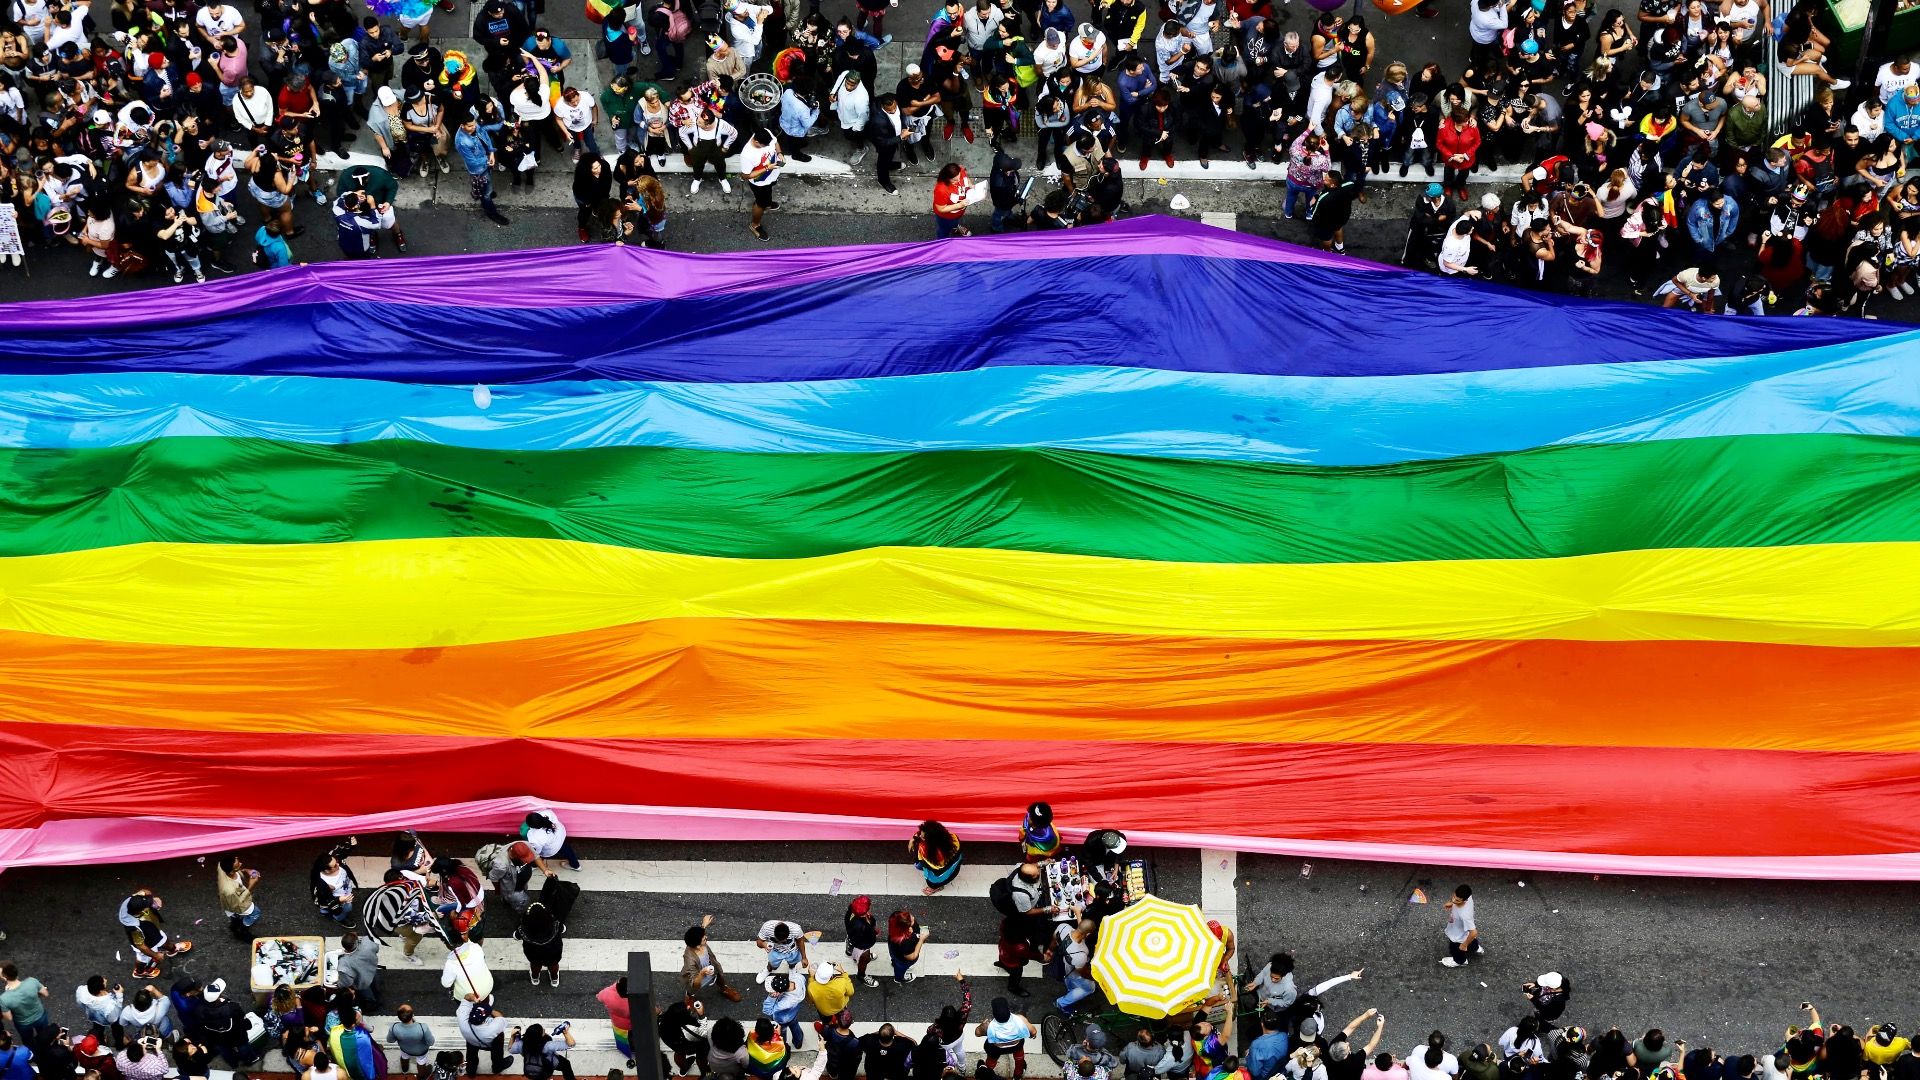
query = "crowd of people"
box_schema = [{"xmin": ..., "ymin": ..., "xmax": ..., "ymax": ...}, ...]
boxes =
[
  {"xmin": 0, "ymin": 0, "xmax": 1913, "ymax": 309},
  {"xmin": 0, "ymin": 801, "xmax": 1912, "ymax": 1080}
]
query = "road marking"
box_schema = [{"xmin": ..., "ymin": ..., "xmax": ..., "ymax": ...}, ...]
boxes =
[
  {"xmin": 346, "ymin": 858, "xmax": 1001, "ymax": 898},
  {"xmin": 329, "ymin": 937, "xmax": 1003, "ymax": 978},
  {"xmin": 357, "ymin": 1015, "xmax": 1069, "ymax": 1077},
  {"xmin": 1200, "ymin": 849, "xmax": 1237, "ymax": 942},
  {"xmin": 1199, "ymin": 213, "xmax": 1238, "ymax": 231}
]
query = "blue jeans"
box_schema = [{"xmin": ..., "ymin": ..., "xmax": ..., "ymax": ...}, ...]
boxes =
[
  {"xmin": 936, "ymin": 215, "xmax": 965, "ymax": 238},
  {"xmin": 1055, "ymin": 973, "xmax": 1097, "ymax": 1013},
  {"xmin": 779, "ymin": 1019, "xmax": 804, "ymax": 1049},
  {"xmin": 1284, "ymin": 180, "xmax": 1317, "ymax": 218},
  {"xmin": 892, "ymin": 956, "xmax": 917, "ymax": 982}
]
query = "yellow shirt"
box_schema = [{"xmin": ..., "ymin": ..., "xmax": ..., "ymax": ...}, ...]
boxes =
[
  {"xmin": 1865, "ymin": 1038, "xmax": 1910, "ymax": 1066},
  {"xmin": 806, "ymin": 973, "xmax": 855, "ymax": 1017}
]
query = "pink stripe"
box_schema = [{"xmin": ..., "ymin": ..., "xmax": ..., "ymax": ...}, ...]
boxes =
[
  {"xmin": 0, "ymin": 217, "xmax": 1387, "ymax": 330},
  {"xmin": 5, "ymin": 801, "xmax": 1920, "ymax": 881}
]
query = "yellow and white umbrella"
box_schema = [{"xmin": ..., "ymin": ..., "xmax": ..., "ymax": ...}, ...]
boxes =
[{"xmin": 1089, "ymin": 895, "xmax": 1224, "ymax": 1019}]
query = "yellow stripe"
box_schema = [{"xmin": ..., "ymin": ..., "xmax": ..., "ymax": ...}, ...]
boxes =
[{"xmin": 0, "ymin": 539, "xmax": 1915, "ymax": 649}]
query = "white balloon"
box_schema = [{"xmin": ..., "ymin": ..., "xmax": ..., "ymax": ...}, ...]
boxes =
[{"xmin": 472, "ymin": 384, "xmax": 493, "ymax": 409}]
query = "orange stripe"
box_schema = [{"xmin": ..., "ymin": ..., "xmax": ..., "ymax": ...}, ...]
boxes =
[{"xmin": 0, "ymin": 620, "xmax": 1913, "ymax": 753}]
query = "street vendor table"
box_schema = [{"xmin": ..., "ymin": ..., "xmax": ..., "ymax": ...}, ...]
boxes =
[
  {"xmin": 250, "ymin": 935, "xmax": 334, "ymax": 993},
  {"xmin": 1044, "ymin": 856, "xmax": 1158, "ymax": 921}
]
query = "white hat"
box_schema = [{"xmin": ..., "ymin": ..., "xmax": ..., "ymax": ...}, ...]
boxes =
[
  {"xmin": 376, "ymin": 85, "xmax": 398, "ymax": 106},
  {"xmin": 1536, "ymin": 972, "xmax": 1563, "ymax": 990},
  {"xmin": 814, "ymin": 961, "xmax": 838, "ymax": 985},
  {"xmin": 905, "ymin": 62, "xmax": 922, "ymax": 75},
  {"xmin": 204, "ymin": 979, "xmax": 227, "ymax": 1003}
]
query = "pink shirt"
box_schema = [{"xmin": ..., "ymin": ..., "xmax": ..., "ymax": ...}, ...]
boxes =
[
  {"xmin": 215, "ymin": 40, "xmax": 248, "ymax": 86},
  {"xmin": 1365, "ymin": 1066, "xmax": 1411, "ymax": 1080}
]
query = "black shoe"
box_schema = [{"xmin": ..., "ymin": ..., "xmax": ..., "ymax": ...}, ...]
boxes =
[
  {"xmin": 764, "ymin": 202, "xmax": 781, "ymax": 211},
  {"xmin": 1399, "ymin": 162, "xmax": 1409, "ymax": 177},
  {"xmin": 750, "ymin": 224, "xmax": 770, "ymax": 241},
  {"xmin": 793, "ymin": 152, "xmax": 812, "ymax": 162},
  {"xmin": 485, "ymin": 209, "xmax": 512, "ymax": 226}
]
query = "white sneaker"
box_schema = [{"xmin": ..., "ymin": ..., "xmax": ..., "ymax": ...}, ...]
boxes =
[
  {"xmin": 549, "ymin": 974, "xmax": 560, "ymax": 988},
  {"xmin": 1830, "ymin": 78, "xmax": 1851, "ymax": 90},
  {"xmin": 852, "ymin": 150, "xmax": 867, "ymax": 164},
  {"xmin": 173, "ymin": 268, "xmax": 184, "ymax": 283},
  {"xmin": 89, "ymin": 260, "xmax": 100, "ymax": 277},
  {"xmin": 1440, "ymin": 958, "xmax": 1462, "ymax": 967},
  {"xmin": 401, "ymin": 953, "xmax": 423, "ymax": 966},
  {"xmin": 861, "ymin": 975, "xmax": 880, "ymax": 988},
  {"xmin": 690, "ymin": 179, "xmax": 702, "ymax": 194},
  {"xmin": 194, "ymin": 269, "xmax": 205, "ymax": 283},
  {"xmin": 102, "ymin": 265, "xmax": 119, "ymax": 278},
  {"xmin": 655, "ymin": 155, "xmax": 668, "ymax": 169},
  {"xmin": 720, "ymin": 179, "xmax": 732, "ymax": 193},
  {"xmin": 531, "ymin": 967, "xmax": 542, "ymax": 985},
  {"xmin": 439, "ymin": 157, "xmax": 452, "ymax": 174},
  {"xmin": 900, "ymin": 971, "xmax": 917, "ymax": 982}
]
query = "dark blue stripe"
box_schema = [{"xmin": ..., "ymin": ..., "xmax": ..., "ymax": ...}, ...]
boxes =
[{"xmin": 0, "ymin": 256, "xmax": 1895, "ymax": 383}]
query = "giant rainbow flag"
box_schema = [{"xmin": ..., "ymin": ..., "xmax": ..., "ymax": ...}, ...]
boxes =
[{"xmin": 2, "ymin": 217, "xmax": 1919, "ymax": 878}]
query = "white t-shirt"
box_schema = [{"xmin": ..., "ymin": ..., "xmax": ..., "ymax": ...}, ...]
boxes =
[
  {"xmin": 196, "ymin": 5, "xmax": 241, "ymax": 39},
  {"xmin": 1407, "ymin": 1049, "xmax": 1458, "ymax": 1080},
  {"xmin": 1878, "ymin": 62, "xmax": 1919, "ymax": 104},
  {"xmin": 1444, "ymin": 897, "xmax": 1476, "ymax": 943},
  {"xmin": 554, "ymin": 95, "xmax": 595, "ymax": 132},
  {"xmin": 740, "ymin": 140, "xmax": 781, "ymax": 185},
  {"xmin": 523, "ymin": 812, "xmax": 568, "ymax": 858},
  {"xmin": 1439, "ymin": 229, "xmax": 1474, "ymax": 273},
  {"xmin": 45, "ymin": 1, "xmax": 88, "ymax": 54}
]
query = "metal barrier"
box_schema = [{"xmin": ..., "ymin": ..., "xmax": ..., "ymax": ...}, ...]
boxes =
[{"xmin": 1766, "ymin": 28, "xmax": 1815, "ymax": 138}]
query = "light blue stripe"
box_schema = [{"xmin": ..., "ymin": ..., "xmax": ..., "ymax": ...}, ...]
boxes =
[{"xmin": 3, "ymin": 331, "xmax": 1918, "ymax": 463}]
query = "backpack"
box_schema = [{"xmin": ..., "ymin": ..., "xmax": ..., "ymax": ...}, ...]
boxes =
[
  {"xmin": 988, "ymin": 869, "xmax": 1025, "ymax": 917},
  {"xmin": 657, "ymin": 3, "xmax": 691, "ymax": 41}
]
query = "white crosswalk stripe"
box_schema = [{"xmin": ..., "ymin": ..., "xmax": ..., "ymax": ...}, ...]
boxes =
[
  {"xmin": 329, "ymin": 937, "xmax": 1004, "ymax": 979},
  {"xmin": 356, "ymin": 1015, "xmax": 1061, "ymax": 1077},
  {"xmin": 345, "ymin": 858, "xmax": 1005, "ymax": 898}
]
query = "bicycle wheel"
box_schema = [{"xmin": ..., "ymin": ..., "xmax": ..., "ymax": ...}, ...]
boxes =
[{"xmin": 1041, "ymin": 1014, "xmax": 1076, "ymax": 1066}]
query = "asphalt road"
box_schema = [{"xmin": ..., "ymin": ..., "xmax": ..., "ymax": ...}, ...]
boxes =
[{"xmin": 1, "ymin": 835, "xmax": 1914, "ymax": 1075}]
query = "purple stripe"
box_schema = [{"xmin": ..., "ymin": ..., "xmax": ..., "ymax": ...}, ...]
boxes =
[{"xmin": 0, "ymin": 217, "xmax": 1378, "ymax": 331}]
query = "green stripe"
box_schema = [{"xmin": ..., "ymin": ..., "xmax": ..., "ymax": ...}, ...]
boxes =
[{"xmin": 1, "ymin": 434, "xmax": 1916, "ymax": 562}]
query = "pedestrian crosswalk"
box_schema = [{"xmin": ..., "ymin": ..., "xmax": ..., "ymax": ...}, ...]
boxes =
[
  {"xmin": 354, "ymin": 1013, "xmax": 1047, "ymax": 1077},
  {"xmin": 326, "ymin": 846, "xmax": 1205, "ymax": 1079},
  {"xmin": 344, "ymin": 858, "xmax": 1002, "ymax": 899},
  {"xmin": 328, "ymin": 935, "xmax": 1005, "ymax": 980}
]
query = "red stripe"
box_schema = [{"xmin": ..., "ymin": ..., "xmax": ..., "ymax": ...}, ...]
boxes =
[{"xmin": 7, "ymin": 722, "xmax": 1920, "ymax": 858}]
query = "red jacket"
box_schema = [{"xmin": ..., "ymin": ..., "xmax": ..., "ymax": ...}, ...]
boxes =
[{"xmin": 1437, "ymin": 116, "xmax": 1481, "ymax": 168}]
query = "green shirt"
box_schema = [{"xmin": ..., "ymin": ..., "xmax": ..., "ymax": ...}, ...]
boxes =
[
  {"xmin": 600, "ymin": 84, "xmax": 639, "ymax": 126},
  {"xmin": 0, "ymin": 979, "xmax": 46, "ymax": 1026}
]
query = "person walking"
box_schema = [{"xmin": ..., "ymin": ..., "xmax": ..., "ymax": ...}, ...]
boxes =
[
  {"xmin": 1440, "ymin": 886, "xmax": 1483, "ymax": 968},
  {"xmin": 909, "ymin": 822, "xmax": 964, "ymax": 895},
  {"xmin": 457, "ymin": 1000, "xmax": 514, "ymax": 1077},
  {"xmin": 843, "ymin": 898, "xmax": 881, "ymax": 989},
  {"xmin": 74, "ymin": 979, "xmax": 124, "ymax": 1050},
  {"xmin": 116, "ymin": 891, "xmax": 191, "ymax": 980},
  {"xmin": 741, "ymin": 128, "xmax": 784, "ymax": 241},
  {"xmin": 977, "ymin": 998, "xmax": 1035, "ymax": 1079},
  {"xmin": 0, "ymin": 965, "xmax": 49, "ymax": 1049},
  {"xmin": 868, "ymin": 94, "xmax": 906, "ymax": 194},
  {"xmin": 887, "ymin": 911, "xmax": 930, "ymax": 983},
  {"xmin": 454, "ymin": 112, "xmax": 513, "ymax": 226},
  {"xmin": 309, "ymin": 837, "xmax": 360, "ymax": 927},
  {"xmin": 508, "ymin": 1024, "xmax": 577, "ymax": 1080},
  {"xmin": 597, "ymin": 978, "xmax": 636, "ymax": 1069},
  {"xmin": 684, "ymin": 915, "xmax": 745, "ymax": 1004},
  {"xmin": 216, "ymin": 855, "xmax": 264, "ymax": 939},
  {"xmin": 387, "ymin": 1005, "xmax": 437, "ymax": 1075},
  {"xmin": 933, "ymin": 163, "xmax": 972, "ymax": 237},
  {"xmin": 516, "ymin": 902, "xmax": 567, "ymax": 988}
]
